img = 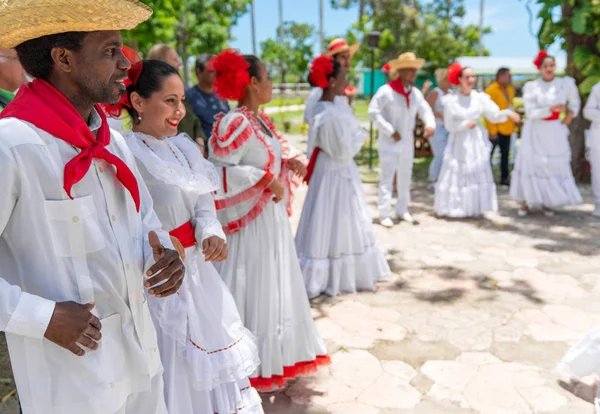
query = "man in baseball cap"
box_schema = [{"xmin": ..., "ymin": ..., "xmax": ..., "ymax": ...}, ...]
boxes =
[{"xmin": 0, "ymin": 1, "xmax": 185, "ymax": 412}]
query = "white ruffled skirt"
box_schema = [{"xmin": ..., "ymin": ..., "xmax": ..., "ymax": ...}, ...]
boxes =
[
  {"xmin": 295, "ymin": 156, "xmax": 390, "ymax": 299},
  {"xmin": 435, "ymin": 126, "xmax": 498, "ymax": 217},
  {"xmin": 148, "ymin": 247, "xmax": 263, "ymax": 414},
  {"xmin": 510, "ymin": 119, "xmax": 582, "ymax": 207},
  {"xmin": 214, "ymin": 201, "xmax": 330, "ymax": 392}
]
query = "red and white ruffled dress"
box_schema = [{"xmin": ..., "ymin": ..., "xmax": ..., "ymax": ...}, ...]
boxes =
[
  {"xmin": 208, "ymin": 107, "xmax": 330, "ymax": 391},
  {"xmin": 124, "ymin": 132, "xmax": 263, "ymax": 414}
]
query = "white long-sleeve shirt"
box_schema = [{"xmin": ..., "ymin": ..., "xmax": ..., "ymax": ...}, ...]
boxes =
[
  {"xmin": 443, "ymin": 91, "xmax": 512, "ymax": 134},
  {"xmin": 368, "ymin": 84, "xmax": 436, "ymax": 154},
  {"xmin": 0, "ymin": 110, "xmax": 173, "ymax": 414},
  {"xmin": 584, "ymin": 82, "xmax": 600, "ymax": 129},
  {"xmin": 523, "ymin": 77, "xmax": 581, "ymax": 121}
]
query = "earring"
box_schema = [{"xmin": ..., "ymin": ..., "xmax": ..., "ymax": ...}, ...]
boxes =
[{"xmin": 138, "ymin": 114, "xmax": 142, "ymax": 121}]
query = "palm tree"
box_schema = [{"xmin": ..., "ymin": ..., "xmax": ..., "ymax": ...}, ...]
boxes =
[{"xmin": 250, "ymin": 0, "xmax": 257, "ymax": 55}]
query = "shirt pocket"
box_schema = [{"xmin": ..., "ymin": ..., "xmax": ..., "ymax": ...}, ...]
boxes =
[{"xmin": 43, "ymin": 195, "xmax": 106, "ymax": 258}]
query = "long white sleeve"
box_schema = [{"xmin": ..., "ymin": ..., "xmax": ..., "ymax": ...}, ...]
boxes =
[
  {"xmin": 565, "ymin": 77, "xmax": 581, "ymax": 116},
  {"xmin": 315, "ymin": 108, "xmax": 366, "ymax": 161},
  {"xmin": 443, "ymin": 97, "xmax": 470, "ymax": 133},
  {"xmin": 0, "ymin": 143, "xmax": 55, "ymax": 340},
  {"xmin": 584, "ymin": 84, "xmax": 600, "ymax": 123},
  {"xmin": 304, "ymin": 88, "xmax": 324, "ymax": 125},
  {"xmin": 193, "ymin": 192, "xmax": 226, "ymax": 243},
  {"xmin": 416, "ymin": 89, "xmax": 436, "ymax": 129},
  {"xmin": 481, "ymin": 93, "xmax": 511, "ymax": 124},
  {"xmin": 368, "ymin": 87, "xmax": 396, "ymax": 137},
  {"xmin": 523, "ymin": 81, "xmax": 553, "ymax": 120}
]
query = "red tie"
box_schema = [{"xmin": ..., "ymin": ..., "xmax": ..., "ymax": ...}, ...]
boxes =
[{"xmin": 1, "ymin": 79, "xmax": 140, "ymax": 211}]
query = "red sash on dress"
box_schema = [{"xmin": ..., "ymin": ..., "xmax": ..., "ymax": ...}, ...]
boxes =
[
  {"xmin": 169, "ymin": 221, "xmax": 196, "ymax": 248},
  {"xmin": 543, "ymin": 111, "xmax": 560, "ymax": 121},
  {"xmin": 304, "ymin": 147, "xmax": 322, "ymax": 185}
]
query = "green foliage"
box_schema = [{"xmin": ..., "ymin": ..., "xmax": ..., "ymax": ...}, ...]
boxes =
[
  {"xmin": 331, "ymin": 0, "xmax": 490, "ymax": 75},
  {"xmin": 260, "ymin": 22, "xmax": 316, "ymax": 83}
]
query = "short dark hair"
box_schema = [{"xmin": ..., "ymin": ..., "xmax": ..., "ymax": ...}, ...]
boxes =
[
  {"xmin": 195, "ymin": 53, "xmax": 214, "ymax": 72},
  {"xmin": 307, "ymin": 60, "xmax": 343, "ymax": 88},
  {"xmin": 126, "ymin": 59, "xmax": 182, "ymax": 123},
  {"xmin": 496, "ymin": 67, "xmax": 510, "ymax": 80},
  {"xmin": 243, "ymin": 55, "xmax": 263, "ymax": 80},
  {"xmin": 15, "ymin": 32, "xmax": 87, "ymax": 80}
]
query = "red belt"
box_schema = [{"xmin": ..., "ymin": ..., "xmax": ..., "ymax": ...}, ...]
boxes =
[
  {"xmin": 304, "ymin": 147, "xmax": 321, "ymax": 185},
  {"xmin": 543, "ymin": 111, "xmax": 560, "ymax": 121},
  {"xmin": 169, "ymin": 220, "xmax": 196, "ymax": 249}
]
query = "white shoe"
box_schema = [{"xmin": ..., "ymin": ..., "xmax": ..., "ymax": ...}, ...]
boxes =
[
  {"xmin": 517, "ymin": 208, "xmax": 528, "ymax": 217},
  {"xmin": 381, "ymin": 217, "xmax": 394, "ymax": 228},
  {"xmin": 400, "ymin": 212, "xmax": 415, "ymax": 223}
]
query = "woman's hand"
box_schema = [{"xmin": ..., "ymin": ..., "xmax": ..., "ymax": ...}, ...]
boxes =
[
  {"xmin": 465, "ymin": 121, "xmax": 477, "ymax": 129},
  {"xmin": 268, "ymin": 178, "xmax": 285, "ymax": 203},
  {"xmin": 202, "ymin": 236, "xmax": 228, "ymax": 262},
  {"xmin": 287, "ymin": 158, "xmax": 307, "ymax": 179},
  {"xmin": 562, "ymin": 112, "xmax": 574, "ymax": 126}
]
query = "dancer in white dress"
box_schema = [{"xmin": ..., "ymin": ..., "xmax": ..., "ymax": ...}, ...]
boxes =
[
  {"xmin": 584, "ymin": 81, "xmax": 600, "ymax": 216},
  {"xmin": 117, "ymin": 59, "xmax": 263, "ymax": 414},
  {"xmin": 426, "ymin": 68, "xmax": 452, "ymax": 190},
  {"xmin": 296, "ymin": 56, "xmax": 390, "ymax": 299},
  {"xmin": 208, "ymin": 50, "xmax": 330, "ymax": 392},
  {"xmin": 435, "ymin": 64, "xmax": 520, "ymax": 218},
  {"xmin": 510, "ymin": 51, "xmax": 582, "ymax": 216}
]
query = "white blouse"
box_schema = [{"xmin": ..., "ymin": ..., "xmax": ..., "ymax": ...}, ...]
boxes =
[
  {"xmin": 443, "ymin": 91, "xmax": 512, "ymax": 133},
  {"xmin": 523, "ymin": 77, "xmax": 581, "ymax": 120}
]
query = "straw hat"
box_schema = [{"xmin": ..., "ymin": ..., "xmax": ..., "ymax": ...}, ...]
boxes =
[
  {"xmin": 0, "ymin": 0, "xmax": 153, "ymax": 48},
  {"xmin": 325, "ymin": 38, "xmax": 359, "ymax": 57},
  {"xmin": 387, "ymin": 52, "xmax": 425, "ymax": 70}
]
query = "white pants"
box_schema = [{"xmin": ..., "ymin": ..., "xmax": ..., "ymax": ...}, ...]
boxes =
[
  {"xmin": 378, "ymin": 149, "xmax": 413, "ymax": 218},
  {"xmin": 588, "ymin": 130, "xmax": 600, "ymax": 205},
  {"xmin": 114, "ymin": 374, "xmax": 168, "ymax": 414}
]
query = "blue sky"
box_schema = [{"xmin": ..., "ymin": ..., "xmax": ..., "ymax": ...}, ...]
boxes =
[{"xmin": 230, "ymin": 0, "xmax": 565, "ymax": 59}]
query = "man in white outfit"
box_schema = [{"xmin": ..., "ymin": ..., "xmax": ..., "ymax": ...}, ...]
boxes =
[
  {"xmin": 584, "ymin": 82, "xmax": 600, "ymax": 216},
  {"xmin": 304, "ymin": 38, "xmax": 358, "ymax": 127},
  {"xmin": 368, "ymin": 52, "xmax": 435, "ymax": 227},
  {"xmin": 0, "ymin": 1, "xmax": 185, "ymax": 413}
]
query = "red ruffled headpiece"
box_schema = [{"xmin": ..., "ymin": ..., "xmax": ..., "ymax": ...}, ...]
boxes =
[
  {"xmin": 447, "ymin": 63, "xmax": 463, "ymax": 86},
  {"xmin": 382, "ymin": 63, "xmax": 391, "ymax": 72},
  {"xmin": 308, "ymin": 56, "xmax": 334, "ymax": 89},
  {"xmin": 101, "ymin": 46, "xmax": 143, "ymax": 118},
  {"xmin": 213, "ymin": 49, "xmax": 251, "ymax": 101},
  {"xmin": 533, "ymin": 50, "xmax": 548, "ymax": 69}
]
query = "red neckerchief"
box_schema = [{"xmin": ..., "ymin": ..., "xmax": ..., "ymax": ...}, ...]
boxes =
[
  {"xmin": 0, "ymin": 79, "xmax": 140, "ymax": 211},
  {"xmin": 388, "ymin": 79, "xmax": 412, "ymax": 108}
]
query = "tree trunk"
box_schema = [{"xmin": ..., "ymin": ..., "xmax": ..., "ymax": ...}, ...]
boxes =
[{"xmin": 562, "ymin": 0, "xmax": 591, "ymax": 181}]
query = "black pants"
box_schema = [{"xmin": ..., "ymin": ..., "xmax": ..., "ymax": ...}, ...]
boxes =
[{"xmin": 491, "ymin": 133, "xmax": 511, "ymax": 183}]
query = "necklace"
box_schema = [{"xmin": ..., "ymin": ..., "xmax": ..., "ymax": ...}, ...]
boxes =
[{"xmin": 141, "ymin": 138, "xmax": 193, "ymax": 170}]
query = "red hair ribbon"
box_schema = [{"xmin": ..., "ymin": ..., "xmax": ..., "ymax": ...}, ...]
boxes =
[
  {"xmin": 213, "ymin": 49, "xmax": 251, "ymax": 101},
  {"xmin": 308, "ymin": 56, "xmax": 334, "ymax": 89},
  {"xmin": 447, "ymin": 63, "xmax": 463, "ymax": 86},
  {"xmin": 533, "ymin": 50, "xmax": 548, "ymax": 69},
  {"xmin": 101, "ymin": 46, "xmax": 142, "ymax": 118}
]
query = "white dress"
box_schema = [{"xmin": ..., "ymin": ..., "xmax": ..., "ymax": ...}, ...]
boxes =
[
  {"xmin": 208, "ymin": 108, "xmax": 329, "ymax": 392},
  {"xmin": 510, "ymin": 77, "xmax": 582, "ymax": 207},
  {"xmin": 124, "ymin": 132, "xmax": 263, "ymax": 414},
  {"xmin": 296, "ymin": 102, "xmax": 390, "ymax": 298},
  {"xmin": 435, "ymin": 91, "xmax": 512, "ymax": 217}
]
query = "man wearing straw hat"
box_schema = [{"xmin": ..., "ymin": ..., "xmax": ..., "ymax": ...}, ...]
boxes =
[
  {"xmin": 0, "ymin": 1, "xmax": 186, "ymax": 413},
  {"xmin": 368, "ymin": 52, "xmax": 435, "ymax": 228},
  {"xmin": 303, "ymin": 38, "xmax": 359, "ymax": 127}
]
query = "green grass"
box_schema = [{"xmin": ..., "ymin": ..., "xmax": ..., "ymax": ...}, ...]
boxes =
[{"xmin": 264, "ymin": 97, "xmax": 306, "ymax": 108}]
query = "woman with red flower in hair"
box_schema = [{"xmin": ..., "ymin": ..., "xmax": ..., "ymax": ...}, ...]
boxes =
[
  {"xmin": 207, "ymin": 50, "xmax": 330, "ymax": 392},
  {"xmin": 434, "ymin": 64, "xmax": 520, "ymax": 218},
  {"xmin": 296, "ymin": 56, "xmax": 390, "ymax": 299},
  {"xmin": 510, "ymin": 51, "xmax": 582, "ymax": 217}
]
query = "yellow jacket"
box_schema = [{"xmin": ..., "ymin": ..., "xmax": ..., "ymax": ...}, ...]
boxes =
[{"xmin": 484, "ymin": 81, "xmax": 515, "ymax": 136}]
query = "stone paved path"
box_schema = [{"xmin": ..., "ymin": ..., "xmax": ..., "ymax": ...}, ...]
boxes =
[{"xmin": 263, "ymin": 178, "xmax": 600, "ymax": 414}]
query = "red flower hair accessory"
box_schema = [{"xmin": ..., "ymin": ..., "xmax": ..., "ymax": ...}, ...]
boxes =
[
  {"xmin": 447, "ymin": 62, "xmax": 463, "ymax": 86},
  {"xmin": 101, "ymin": 46, "xmax": 143, "ymax": 118},
  {"xmin": 382, "ymin": 63, "xmax": 391, "ymax": 72},
  {"xmin": 308, "ymin": 56, "xmax": 334, "ymax": 89},
  {"xmin": 533, "ymin": 50, "xmax": 548, "ymax": 69},
  {"xmin": 213, "ymin": 49, "xmax": 251, "ymax": 101}
]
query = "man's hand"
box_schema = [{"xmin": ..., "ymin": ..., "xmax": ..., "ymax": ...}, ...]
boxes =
[
  {"xmin": 146, "ymin": 231, "xmax": 185, "ymax": 298},
  {"xmin": 44, "ymin": 302, "xmax": 101, "ymax": 356},
  {"xmin": 268, "ymin": 178, "xmax": 285, "ymax": 203},
  {"xmin": 423, "ymin": 127, "xmax": 435, "ymax": 139},
  {"xmin": 202, "ymin": 236, "xmax": 228, "ymax": 262},
  {"xmin": 392, "ymin": 131, "xmax": 402, "ymax": 142},
  {"xmin": 287, "ymin": 158, "xmax": 307, "ymax": 179}
]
